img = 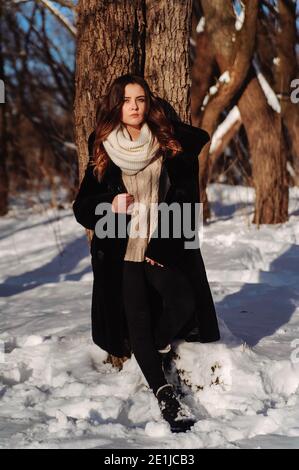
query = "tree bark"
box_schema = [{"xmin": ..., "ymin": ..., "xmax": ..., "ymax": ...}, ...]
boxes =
[
  {"xmin": 238, "ymin": 78, "xmax": 288, "ymax": 224},
  {"xmin": 201, "ymin": 0, "xmax": 288, "ymax": 224},
  {"xmin": 199, "ymin": 0, "xmax": 258, "ymax": 220},
  {"xmin": 74, "ymin": 0, "xmax": 145, "ymax": 183},
  {"xmin": 145, "ymin": 0, "xmax": 192, "ymax": 122},
  {"xmin": 191, "ymin": 27, "xmax": 215, "ymax": 128}
]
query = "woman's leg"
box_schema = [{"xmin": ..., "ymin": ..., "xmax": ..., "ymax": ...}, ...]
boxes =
[
  {"xmin": 122, "ymin": 261, "xmax": 168, "ymax": 394},
  {"xmin": 144, "ymin": 262, "xmax": 196, "ymax": 350}
]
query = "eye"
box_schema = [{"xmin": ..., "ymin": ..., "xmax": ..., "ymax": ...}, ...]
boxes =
[{"xmin": 123, "ymin": 98, "xmax": 145, "ymax": 102}]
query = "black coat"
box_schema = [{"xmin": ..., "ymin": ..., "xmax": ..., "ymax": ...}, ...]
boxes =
[{"xmin": 73, "ymin": 120, "xmax": 220, "ymax": 357}]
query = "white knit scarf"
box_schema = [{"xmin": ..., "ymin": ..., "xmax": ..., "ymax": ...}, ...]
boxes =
[{"xmin": 102, "ymin": 122, "xmax": 161, "ymax": 175}]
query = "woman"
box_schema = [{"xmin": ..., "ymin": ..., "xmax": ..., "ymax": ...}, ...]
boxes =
[{"xmin": 73, "ymin": 74, "xmax": 220, "ymax": 433}]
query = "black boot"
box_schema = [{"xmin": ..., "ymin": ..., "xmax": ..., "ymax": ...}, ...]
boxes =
[{"xmin": 155, "ymin": 384, "xmax": 196, "ymax": 433}]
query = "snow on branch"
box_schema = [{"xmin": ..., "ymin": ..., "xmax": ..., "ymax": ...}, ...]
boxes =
[
  {"xmin": 201, "ymin": 71, "xmax": 231, "ymax": 110},
  {"xmin": 196, "ymin": 17, "xmax": 205, "ymax": 33},
  {"xmin": 210, "ymin": 106, "xmax": 242, "ymax": 154},
  {"xmin": 233, "ymin": 1, "xmax": 245, "ymax": 31},
  {"xmin": 253, "ymin": 54, "xmax": 281, "ymax": 113}
]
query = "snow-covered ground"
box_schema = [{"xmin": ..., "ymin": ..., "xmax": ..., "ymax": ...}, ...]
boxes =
[{"xmin": 1, "ymin": 184, "xmax": 299, "ymax": 449}]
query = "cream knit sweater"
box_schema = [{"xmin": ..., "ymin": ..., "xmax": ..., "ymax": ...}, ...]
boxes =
[{"xmin": 122, "ymin": 155, "xmax": 163, "ymax": 262}]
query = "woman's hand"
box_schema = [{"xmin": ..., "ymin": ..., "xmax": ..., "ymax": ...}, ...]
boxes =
[
  {"xmin": 145, "ymin": 256, "xmax": 164, "ymax": 267},
  {"xmin": 112, "ymin": 193, "xmax": 134, "ymax": 214}
]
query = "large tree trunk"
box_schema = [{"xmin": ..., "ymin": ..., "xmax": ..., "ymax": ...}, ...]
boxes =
[
  {"xmin": 238, "ymin": 79, "xmax": 288, "ymax": 224},
  {"xmin": 145, "ymin": 0, "xmax": 192, "ymax": 122}
]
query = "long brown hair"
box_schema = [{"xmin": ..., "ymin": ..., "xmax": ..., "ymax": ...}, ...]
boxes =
[{"xmin": 91, "ymin": 74, "xmax": 183, "ymax": 180}]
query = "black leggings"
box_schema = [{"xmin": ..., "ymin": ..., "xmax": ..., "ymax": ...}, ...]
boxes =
[{"xmin": 122, "ymin": 260, "xmax": 196, "ymax": 395}]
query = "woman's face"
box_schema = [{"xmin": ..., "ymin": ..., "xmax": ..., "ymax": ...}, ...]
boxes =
[{"xmin": 121, "ymin": 83, "xmax": 146, "ymax": 128}]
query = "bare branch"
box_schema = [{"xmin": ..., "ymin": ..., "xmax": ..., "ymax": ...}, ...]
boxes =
[{"xmin": 37, "ymin": 0, "xmax": 77, "ymax": 36}]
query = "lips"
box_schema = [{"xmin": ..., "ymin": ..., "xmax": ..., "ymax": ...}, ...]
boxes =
[{"xmin": 130, "ymin": 114, "xmax": 139, "ymax": 117}]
